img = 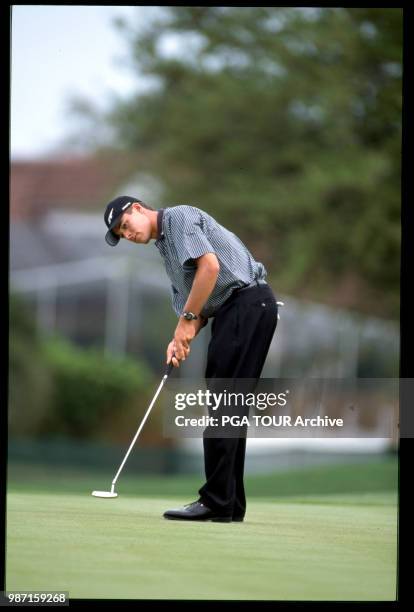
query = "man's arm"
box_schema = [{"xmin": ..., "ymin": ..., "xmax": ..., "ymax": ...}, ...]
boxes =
[
  {"xmin": 167, "ymin": 253, "xmax": 220, "ymax": 367},
  {"xmin": 183, "ymin": 252, "xmax": 220, "ymax": 320}
]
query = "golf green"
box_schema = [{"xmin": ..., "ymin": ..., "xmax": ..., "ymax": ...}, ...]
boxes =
[{"xmin": 6, "ymin": 491, "xmax": 397, "ymax": 600}]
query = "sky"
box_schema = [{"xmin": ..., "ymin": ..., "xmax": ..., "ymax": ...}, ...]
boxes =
[{"xmin": 10, "ymin": 5, "xmax": 148, "ymax": 159}]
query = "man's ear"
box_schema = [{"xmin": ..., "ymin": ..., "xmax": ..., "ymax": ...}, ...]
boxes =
[
  {"xmin": 128, "ymin": 203, "xmax": 139, "ymax": 214},
  {"xmin": 131, "ymin": 202, "xmax": 142, "ymax": 213}
]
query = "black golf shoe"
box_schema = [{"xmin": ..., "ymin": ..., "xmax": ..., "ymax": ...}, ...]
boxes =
[
  {"xmin": 232, "ymin": 515, "xmax": 245, "ymax": 522},
  {"xmin": 163, "ymin": 500, "xmax": 232, "ymax": 522}
]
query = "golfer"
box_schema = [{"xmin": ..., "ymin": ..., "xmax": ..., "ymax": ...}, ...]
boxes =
[{"xmin": 104, "ymin": 196, "xmax": 279, "ymax": 522}]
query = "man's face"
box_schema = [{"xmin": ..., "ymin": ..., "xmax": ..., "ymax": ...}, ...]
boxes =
[{"xmin": 113, "ymin": 204, "xmax": 152, "ymax": 244}]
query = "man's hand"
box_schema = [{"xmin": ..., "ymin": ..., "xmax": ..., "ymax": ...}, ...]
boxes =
[
  {"xmin": 166, "ymin": 316, "xmax": 208, "ymax": 368},
  {"xmin": 167, "ymin": 319, "xmax": 197, "ymax": 368}
]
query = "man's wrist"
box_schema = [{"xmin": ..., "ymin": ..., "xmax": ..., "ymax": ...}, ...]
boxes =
[{"xmin": 181, "ymin": 311, "xmax": 198, "ymax": 321}]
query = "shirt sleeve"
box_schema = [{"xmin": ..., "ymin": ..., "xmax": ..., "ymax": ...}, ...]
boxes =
[{"xmin": 169, "ymin": 206, "xmax": 216, "ymax": 267}]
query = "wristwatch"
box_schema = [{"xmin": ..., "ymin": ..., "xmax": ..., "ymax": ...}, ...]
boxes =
[{"xmin": 182, "ymin": 311, "xmax": 198, "ymax": 321}]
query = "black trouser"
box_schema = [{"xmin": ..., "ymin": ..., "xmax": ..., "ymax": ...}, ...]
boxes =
[{"xmin": 198, "ymin": 282, "xmax": 278, "ymax": 517}]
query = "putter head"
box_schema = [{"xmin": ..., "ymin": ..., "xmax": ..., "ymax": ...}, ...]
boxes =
[{"xmin": 91, "ymin": 490, "xmax": 118, "ymax": 498}]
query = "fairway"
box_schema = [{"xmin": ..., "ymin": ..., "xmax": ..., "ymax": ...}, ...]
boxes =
[{"xmin": 6, "ymin": 490, "xmax": 397, "ymax": 600}]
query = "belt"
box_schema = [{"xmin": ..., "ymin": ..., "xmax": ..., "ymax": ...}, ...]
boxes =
[
  {"xmin": 233, "ymin": 278, "xmax": 267, "ymax": 295},
  {"xmin": 209, "ymin": 279, "xmax": 268, "ymax": 317}
]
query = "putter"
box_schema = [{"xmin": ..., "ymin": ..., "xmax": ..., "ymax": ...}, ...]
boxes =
[{"xmin": 92, "ymin": 358, "xmax": 175, "ymax": 499}]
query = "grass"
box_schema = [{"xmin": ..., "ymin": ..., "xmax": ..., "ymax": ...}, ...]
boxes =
[
  {"xmin": 6, "ymin": 491, "xmax": 397, "ymax": 600},
  {"xmin": 6, "ymin": 456, "xmax": 398, "ymax": 601},
  {"xmin": 7, "ymin": 454, "xmax": 398, "ymax": 498}
]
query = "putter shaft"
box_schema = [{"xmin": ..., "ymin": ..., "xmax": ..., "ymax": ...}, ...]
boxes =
[{"xmin": 110, "ymin": 361, "xmax": 174, "ymax": 490}]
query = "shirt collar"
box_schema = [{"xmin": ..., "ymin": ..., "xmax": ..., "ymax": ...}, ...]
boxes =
[{"xmin": 157, "ymin": 208, "xmax": 165, "ymax": 240}]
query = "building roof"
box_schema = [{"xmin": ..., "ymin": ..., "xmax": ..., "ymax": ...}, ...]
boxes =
[{"xmin": 10, "ymin": 152, "xmax": 141, "ymax": 220}]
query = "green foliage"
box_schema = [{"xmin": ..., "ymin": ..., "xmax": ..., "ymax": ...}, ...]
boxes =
[
  {"xmin": 42, "ymin": 336, "xmax": 154, "ymax": 441},
  {"xmin": 9, "ymin": 295, "xmax": 55, "ymax": 436},
  {"xmin": 76, "ymin": 7, "xmax": 401, "ymax": 318},
  {"xmin": 356, "ymin": 337, "xmax": 399, "ymax": 377},
  {"xmin": 9, "ymin": 294, "xmax": 156, "ymax": 442}
]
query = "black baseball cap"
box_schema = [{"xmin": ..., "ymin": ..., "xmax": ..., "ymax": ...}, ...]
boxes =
[{"xmin": 104, "ymin": 195, "xmax": 137, "ymax": 246}]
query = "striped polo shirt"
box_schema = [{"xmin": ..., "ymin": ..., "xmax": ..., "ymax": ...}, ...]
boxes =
[{"xmin": 154, "ymin": 205, "xmax": 267, "ymax": 318}]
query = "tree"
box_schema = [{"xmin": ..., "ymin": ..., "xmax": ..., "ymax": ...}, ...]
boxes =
[{"xmin": 73, "ymin": 7, "xmax": 402, "ymax": 318}]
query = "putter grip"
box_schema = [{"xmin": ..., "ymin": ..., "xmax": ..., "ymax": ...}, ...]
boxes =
[{"xmin": 164, "ymin": 353, "xmax": 176, "ymax": 377}]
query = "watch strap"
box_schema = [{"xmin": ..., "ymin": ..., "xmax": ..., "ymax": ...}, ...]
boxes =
[{"xmin": 182, "ymin": 311, "xmax": 198, "ymax": 320}]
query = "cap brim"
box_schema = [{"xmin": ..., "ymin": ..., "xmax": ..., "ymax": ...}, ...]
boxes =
[
  {"xmin": 104, "ymin": 202, "xmax": 132, "ymax": 246},
  {"xmin": 105, "ymin": 229, "xmax": 120, "ymax": 247}
]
